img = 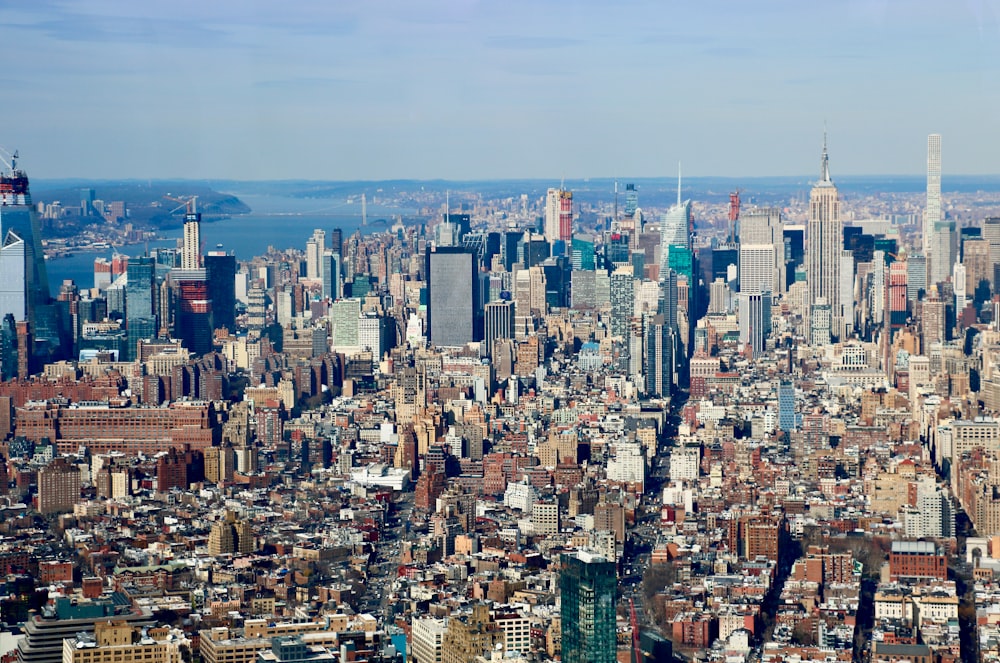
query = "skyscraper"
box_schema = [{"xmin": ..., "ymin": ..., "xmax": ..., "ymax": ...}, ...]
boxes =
[
  {"xmin": 927, "ymin": 134, "xmax": 956, "ymax": 286},
  {"xmin": 181, "ymin": 203, "xmax": 202, "ymax": 270},
  {"xmin": 427, "ymin": 247, "xmax": 480, "ymax": 347},
  {"xmin": 738, "ymin": 292, "xmax": 771, "ymax": 358},
  {"xmin": 0, "ymin": 160, "xmax": 56, "ymax": 354},
  {"xmin": 173, "ymin": 269, "xmax": 213, "ymax": 356},
  {"xmin": 321, "ymin": 251, "xmax": 341, "ymax": 300},
  {"xmin": 925, "ymin": 133, "xmax": 942, "ymax": 258},
  {"xmin": 778, "ymin": 380, "xmax": 796, "ymax": 432},
  {"xmin": 740, "ymin": 207, "xmax": 784, "ymax": 295},
  {"xmin": 306, "ymin": 229, "xmax": 325, "ymax": 279},
  {"xmin": 125, "ymin": 257, "xmax": 157, "ymax": 362},
  {"xmin": 204, "ymin": 251, "xmax": 236, "ymax": 333},
  {"xmin": 644, "ymin": 315, "xmax": 673, "ymax": 398},
  {"xmin": 483, "ymin": 299, "xmax": 514, "ymax": 358},
  {"xmin": 560, "ymin": 550, "xmax": 616, "ymax": 663},
  {"xmin": 609, "ymin": 266, "xmax": 634, "ymax": 339},
  {"xmin": 0, "ymin": 230, "xmax": 26, "ymax": 324},
  {"xmin": 544, "ymin": 188, "xmax": 573, "ymax": 246},
  {"xmin": 806, "ymin": 135, "xmax": 843, "ymax": 341}
]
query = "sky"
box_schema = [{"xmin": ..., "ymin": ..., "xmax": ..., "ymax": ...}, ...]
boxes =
[{"xmin": 3, "ymin": 0, "xmax": 1000, "ymax": 181}]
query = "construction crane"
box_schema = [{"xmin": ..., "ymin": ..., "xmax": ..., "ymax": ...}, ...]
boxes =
[
  {"xmin": 163, "ymin": 194, "xmax": 199, "ymax": 215},
  {"xmin": 629, "ymin": 598, "xmax": 642, "ymax": 663},
  {"xmin": 0, "ymin": 147, "xmax": 19, "ymax": 173},
  {"xmin": 728, "ymin": 190, "xmax": 741, "ymax": 243}
]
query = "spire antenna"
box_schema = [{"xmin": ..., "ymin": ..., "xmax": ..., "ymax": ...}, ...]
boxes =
[
  {"xmin": 820, "ymin": 128, "xmax": 831, "ymax": 183},
  {"xmin": 677, "ymin": 162, "xmax": 682, "ymax": 206}
]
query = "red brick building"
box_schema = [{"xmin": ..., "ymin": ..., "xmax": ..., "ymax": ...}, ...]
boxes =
[{"xmin": 888, "ymin": 541, "xmax": 946, "ymax": 581}]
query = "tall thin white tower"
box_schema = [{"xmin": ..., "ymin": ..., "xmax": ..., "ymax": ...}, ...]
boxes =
[
  {"xmin": 181, "ymin": 197, "xmax": 201, "ymax": 270},
  {"xmin": 925, "ymin": 133, "xmax": 942, "ymax": 257}
]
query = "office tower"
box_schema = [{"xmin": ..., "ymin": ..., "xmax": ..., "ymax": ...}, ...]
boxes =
[
  {"xmin": 38, "ymin": 457, "xmax": 80, "ymax": 515},
  {"xmin": 1, "ymin": 162, "xmax": 54, "ymax": 348},
  {"xmin": 559, "ymin": 190, "xmax": 573, "ymax": 243},
  {"xmin": 840, "ymin": 250, "xmax": 855, "ymax": 337},
  {"xmin": 427, "ymin": 248, "xmax": 479, "ymax": 347},
  {"xmin": 204, "ymin": 251, "xmax": 236, "ymax": 333},
  {"xmin": 739, "ymin": 244, "xmax": 773, "ymax": 297},
  {"xmin": 305, "ymin": 229, "xmax": 325, "ymax": 279},
  {"xmin": 984, "ymin": 218, "xmax": 1000, "ymax": 273},
  {"xmin": 888, "ymin": 260, "xmax": 908, "ymax": 329},
  {"xmin": 778, "ymin": 380, "xmax": 796, "ymax": 432},
  {"xmin": 907, "ymin": 254, "xmax": 927, "ymax": 304},
  {"xmin": 571, "ymin": 235, "xmax": 596, "ymax": 271},
  {"xmin": 806, "ymin": 135, "xmax": 843, "ymax": 340},
  {"xmin": 624, "ymin": 183, "xmax": 638, "ymax": 217},
  {"xmin": 173, "ymin": 268, "xmax": 213, "ymax": 356},
  {"xmin": 659, "ymin": 269, "xmax": 678, "ymax": 330},
  {"xmin": 80, "ymin": 188, "xmax": 95, "ymax": 217},
  {"xmin": 660, "ymin": 202, "xmax": 690, "ymax": 254},
  {"xmin": 739, "ymin": 292, "xmax": 772, "ymax": 358},
  {"xmin": 125, "ymin": 257, "xmax": 157, "ymax": 361},
  {"xmin": 330, "ymin": 298, "xmax": 361, "ymax": 348},
  {"xmin": 738, "ymin": 209, "xmax": 775, "ymax": 356},
  {"xmin": 181, "ymin": 203, "xmax": 201, "ymax": 269},
  {"xmin": 708, "ymin": 278, "xmax": 728, "ymax": 314},
  {"xmin": 954, "ymin": 261, "xmax": 967, "ymax": 312},
  {"xmin": 484, "ymin": 300, "xmax": 514, "ymax": 358},
  {"xmin": 560, "ymin": 550, "xmax": 617, "ymax": 663},
  {"xmin": 359, "ymin": 313, "xmax": 390, "ymax": 359},
  {"xmin": 604, "ymin": 232, "xmax": 630, "ymax": 269},
  {"xmin": 320, "ymin": 251, "xmax": 340, "ymax": 300},
  {"xmin": 0, "ymin": 231, "xmax": 26, "ymax": 324},
  {"xmin": 810, "ymin": 297, "xmax": 832, "ymax": 346},
  {"xmin": 644, "ymin": 315, "xmax": 673, "ymax": 397},
  {"xmin": 740, "ymin": 207, "xmax": 784, "ymax": 295},
  {"xmin": 609, "ymin": 266, "xmax": 634, "ymax": 339},
  {"xmin": 544, "ymin": 188, "xmax": 572, "ymax": 245},
  {"xmin": 922, "ymin": 286, "xmax": 945, "ymax": 348},
  {"xmin": 330, "ymin": 227, "xmax": 343, "ymax": 257},
  {"xmin": 925, "ymin": 134, "xmax": 942, "ymax": 257},
  {"xmin": 711, "ymin": 243, "xmax": 739, "ymax": 282},
  {"xmin": 963, "ymin": 238, "xmax": 991, "ymax": 297},
  {"xmin": 929, "ymin": 221, "xmax": 956, "ymax": 287}
]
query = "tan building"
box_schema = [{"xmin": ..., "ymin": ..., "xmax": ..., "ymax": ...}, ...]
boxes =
[
  {"xmin": 441, "ymin": 605, "xmax": 503, "ymax": 663},
  {"xmin": 38, "ymin": 457, "xmax": 81, "ymax": 515},
  {"xmin": 63, "ymin": 622, "xmax": 184, "ymax": 663},
  {"xmin": 208, "ymin": 512, "xmax": 254, "ymax": 556}
]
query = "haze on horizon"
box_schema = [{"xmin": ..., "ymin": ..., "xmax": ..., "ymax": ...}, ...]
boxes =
[{"xmin": 4, "ymin": 0, "xmax": 1000, "ymax": 182}]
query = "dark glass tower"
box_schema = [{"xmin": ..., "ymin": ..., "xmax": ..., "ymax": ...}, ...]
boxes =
[
  {"xmin": 125, "ymin": 257, "xmax": 157, "ymax": 361},
  {"xmin": 204, "ymin": 252, "xmax": 237, "ymax": 333},
  {"xmin": 560, "ymin": 550, "xmax": 616, "ymax": 663},
  {"xmin": 173, "ymin": 269, "xmax": 213, "ymax": 356},
  {"xmin": 426, "ymin": 247, "xmax": 480, "ymax": 347},
  {"xmin": 0, "ymin": 161, "xmax": 63, "ymax": 361}
]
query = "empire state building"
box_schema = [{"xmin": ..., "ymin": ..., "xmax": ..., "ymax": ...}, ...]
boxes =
[{"xmin": 806, "ymin": 136, "xmax": 843, "ymax": 341}]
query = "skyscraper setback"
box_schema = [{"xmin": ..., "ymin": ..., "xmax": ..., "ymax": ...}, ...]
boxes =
[{"xmin": 806, "ymin": 136, "xmax": 844, "ymax": 341}]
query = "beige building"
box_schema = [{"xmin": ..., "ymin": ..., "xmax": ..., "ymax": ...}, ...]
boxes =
[
  {"xmin": 63, "ymin": 622, "xmax": 184, "ymax": 663},
  {"xmin": 38, "ymin": 457, "xmax": 81, "ymax": 515}
]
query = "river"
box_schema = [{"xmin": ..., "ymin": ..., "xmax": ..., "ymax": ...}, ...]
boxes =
[{"xmin": 45, "ymin": 192, "xmax": 413, "ymax": 293}]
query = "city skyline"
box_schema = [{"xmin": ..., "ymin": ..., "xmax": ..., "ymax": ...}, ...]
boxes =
[{"xmin": 2, "ymin": 1, "xmax": 999, "ymax": 180}]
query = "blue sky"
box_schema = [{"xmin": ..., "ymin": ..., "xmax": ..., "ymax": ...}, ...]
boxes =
[{"xmin": 3, "ymin": 0, "xmax": 999, "ymax": 180}]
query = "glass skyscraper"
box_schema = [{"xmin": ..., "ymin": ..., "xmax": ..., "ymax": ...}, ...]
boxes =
[
  {"xmin": 560, "ymin": 550, "xmax": 616, "ymax": 663},
  {"xmin": 125, "ymin": 257, "xmax": 157, "ymax": 361},
  {"xmin": 426, "ymin": 247, "xmax": 479, "ymax": 347}
]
